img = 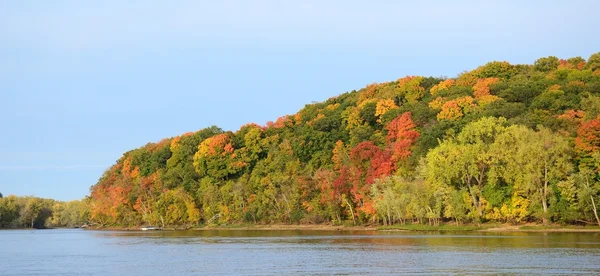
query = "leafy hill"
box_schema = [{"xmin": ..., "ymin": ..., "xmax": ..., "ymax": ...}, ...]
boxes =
[{"xmin": 89, "ymin": 53, "xmax": 600, "ymax": 227}]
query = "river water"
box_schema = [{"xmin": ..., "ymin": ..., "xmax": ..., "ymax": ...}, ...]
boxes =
[{"xmin": 1, "ymin": 229, "xmax": 600, "ymax": 275}]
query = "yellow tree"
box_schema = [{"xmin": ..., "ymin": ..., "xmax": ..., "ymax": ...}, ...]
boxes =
[
  {"xmin": 397, "ymin": 76, "xmax": 425, "ymax": 103},
  {"xmin": 430, "ymin": 79, "xmax": 455, "ymax": 96}
]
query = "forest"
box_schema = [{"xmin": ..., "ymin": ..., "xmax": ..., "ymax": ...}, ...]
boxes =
[
  {"xmin": 3, "ymin": 53, "xmax": 600, "ymax": 229},
  {"xmin": 0, "ymin": 193, "xmax": 89, "ymax": 229}
]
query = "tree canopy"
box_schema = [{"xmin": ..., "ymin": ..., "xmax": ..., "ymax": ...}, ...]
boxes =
[{"xmin": 79, "ymin": 52, "xmax": 600, "ymax": 227}]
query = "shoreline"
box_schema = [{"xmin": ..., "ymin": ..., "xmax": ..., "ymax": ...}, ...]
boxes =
[{"xmin": 83, "ymin": 223, "xmax": 600, "ymax": 233}]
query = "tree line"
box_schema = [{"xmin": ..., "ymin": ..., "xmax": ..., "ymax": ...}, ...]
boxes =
[
  {"xmin": 69, "ymin": 52, "xmax": 600, "ymax": 227},
  {"xmin": 0, "ymin": 195, "xmax": 90, "ymax": 229}
]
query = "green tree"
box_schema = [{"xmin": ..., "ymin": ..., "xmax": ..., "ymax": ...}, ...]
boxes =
[
  {"xmin": 0, "ymin": 196, "xmax": 20, "ymax": 228},
  {"xmin": 586, "ymin": 52, "xmax": 600, "ymax": 71},
  {"xmin": 425, "ymin": 117, "xmax": 507, "ymax": 221},
  {"xmin": 154, "ymin": 188, "xmax": 200, "ymax": 227},
  {"xmin": 493, "ymin": 126, "xmax": 572, "ymax": 223},
  {"xmin": 477, "ymin": 61, "xmax": 518, "ymax": 79},
  {"xmin": 533, "ymin": 56, "xmax": 560, "ymax": 72},
  {"xmin": 581, "ymin": 94, "xmax": 600, "ymax": 120},
  {"xmin": 21, "ymin": 197, "xmax": 52, "ymax": 229},
  {"xmin": 51, "ymin": 200, "xmax": 90, "ymax": 227},
  {"xmin": 558, "ymin": 169, "xmax": 600, "ymax": 226}
]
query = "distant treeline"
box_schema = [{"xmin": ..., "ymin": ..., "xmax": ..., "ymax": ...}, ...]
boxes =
[
  {"xmin": 0, "ymin": 194, "xmax": 89, "ymax": 229},
  {"xmin": 18, "ymin": 53, "xmax": 600, "ymax": 228}
]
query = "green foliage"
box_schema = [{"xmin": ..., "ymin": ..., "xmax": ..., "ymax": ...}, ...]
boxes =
[
  {"xmin": 493, "ymin": 78, "xmax": 546, "ymax": 106},
  {"xmin": 533, "ymin": 56, "xmax": 560, "ymax": 72},
  {"xmin": 86, "ymin": 52, "xmax": 600, "ymax": 227},
  {"xmin": 359, "ymin": 101, "xmax": 378, "ymax": 126},
  {"xmin": 581, "ymin": 94, "xmax": 600, "ymax": 120},
  {"xmin": 0, "ymin": 196, "xmax": 89, "ymax": 229},
  {"xmin": 586, "ymin": 52, "xmax": 600, "ymax": 71},
  {"xmin": 0, "ymin": 196, "xmax": 20, "ymax": 228},
  {"xmin": 530, "ymin": 89, "xmax": 578, "ymax": 112},
  {"xmin": 478, "ymin": 100, "xmax": 527, "ymax": 119},
  {"xmin": 477, "ymin": 61, "xmax": 518, "ymax": 79}
]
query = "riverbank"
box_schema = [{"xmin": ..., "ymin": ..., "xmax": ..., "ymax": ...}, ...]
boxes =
[
  {"xmin": 83, "ymin": 223, "xmax": 600, "ymax": 232},
  {"xmin": 378, "ymin": 223, "xmax": 600, "ymax": 232},
  {"xmin": 85, "ymin": 224, "xmax": 376, "ymax": 231},
  {"xmin": 483, "ymin": 225, "xmax": 600, "ymax": 232}
]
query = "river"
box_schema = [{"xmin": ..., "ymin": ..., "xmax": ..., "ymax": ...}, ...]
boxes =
[{"xmin": 1, "ymin": 229, "xmax": 600, "ymax": 275}]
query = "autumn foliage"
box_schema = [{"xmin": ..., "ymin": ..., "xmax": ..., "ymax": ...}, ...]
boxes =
[
  {"xmin": 85, "ymin": 52, "xmax": 600, "ymax": 227},
  {"xmin": 575, "ymin": 115, "xmax": 600, "ymax": 154}
]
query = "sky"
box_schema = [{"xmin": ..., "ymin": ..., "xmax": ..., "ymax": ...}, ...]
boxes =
[{"xmin": 1, "ymin": 0, "xmax": 599, "ymax": 201}]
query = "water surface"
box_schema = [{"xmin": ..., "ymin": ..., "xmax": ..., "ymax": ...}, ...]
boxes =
[{"xmin": 2, "ymin": 229, "xmax": 600, "ymax": 275}]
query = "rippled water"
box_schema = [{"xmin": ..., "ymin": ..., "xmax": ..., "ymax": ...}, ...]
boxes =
[{"xmin": 2, "ymin": 229, "xmax": 600, "ymax": 275}]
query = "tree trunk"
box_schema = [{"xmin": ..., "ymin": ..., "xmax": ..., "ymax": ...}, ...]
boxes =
[
  {"xmin": 281, "ymin": 194, "xmax": 291, "ymax": 222},
  {"xmin": 591, "ymin": 196, "xmax": 600, "ymax": 227},
  {"xmin": 541, "ymin": 187, "xmax": 548, "ymax": 225},
  {"xmin": 468, "ymin": 186, "xmax": 482, "ymax": 219},
  {"xmin": 387, "ymin": 207, "xmax": 391, "ymax": 226},
  {"xmin": 343, "ymin": 198, "xmax": 355, "ymax": 225},
  {"xmin": 542, "ymin": 164, "xmax": 549, "ymax": 225}
]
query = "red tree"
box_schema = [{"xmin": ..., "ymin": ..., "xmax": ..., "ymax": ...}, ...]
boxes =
[
  {"xmin": 385, "ymin": 112, "xmax": 420, "ymax": 162},
  {"xmin": 575, "ymin": 115, "xmax": 600, "ymax": 154}
]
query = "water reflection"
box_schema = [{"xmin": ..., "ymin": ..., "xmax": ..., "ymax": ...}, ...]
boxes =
[
  {"xmin": 2, "ymin": 229, "xmax": 600, "ymax": 275},
  {"xmin": 98, "ymin": 229, "xmax": 600, "ymax": 249}
]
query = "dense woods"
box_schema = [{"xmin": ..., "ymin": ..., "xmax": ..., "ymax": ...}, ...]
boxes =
[
  {"xmin": 0, "ymin": 195, "xmax": 90, "ymax": 229},
  {"xmin": 7, "ymin": 53, "xmax": 600, "ymax": 229}
]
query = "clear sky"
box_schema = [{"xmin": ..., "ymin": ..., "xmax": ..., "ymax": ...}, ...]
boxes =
[{"xmin": 1, "ymin": 0, "xmax": 599, "ymax": 201}]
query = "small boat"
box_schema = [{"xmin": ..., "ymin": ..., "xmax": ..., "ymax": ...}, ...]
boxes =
[{"xmin": 140, "ymin": 226, "xmax": 161, "ymax": 231}]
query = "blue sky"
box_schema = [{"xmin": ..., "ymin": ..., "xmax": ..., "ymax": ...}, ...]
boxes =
[{"xmin": 1, "ymin": 0, "xmax": 599, "ymax": 201}]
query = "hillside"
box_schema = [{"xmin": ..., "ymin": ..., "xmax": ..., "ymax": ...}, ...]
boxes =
[{"xmin": 88, "ymin": 53, "xmax": 600, "ymax": 227}]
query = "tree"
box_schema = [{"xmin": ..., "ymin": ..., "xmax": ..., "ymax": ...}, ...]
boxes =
[
  {"xmin": 586, "ymin": 52, "xmax": 600, "ymax": 71},
  {"xmin": 472, "ymin": 78, "xmax": 499, "ymax": 98},
  {"xmin": 359, "ymin": 101, "xmax": 378, "ymax": 126},
  {"xmin": 0, "ymin": 196, "xmax": 20, "ymax": 228},
  {"xmin": 396, "ymin": 76, "xmax": 425, "ymax": 103},
  {"xmin": 164, "ymin": 126, "xmax": 223, "ymax": 191},
  {"xmin": 533, "ymin": 56, "xmax": 560, "ymax": 72},
  {"xmin": 193, "ymin": 133, "xmax": 247, "ymax": 179},
  {"xmin": 375, "ymin": 99, "xmax": 398, "ymax": 123},
  {"xmin": 575, "ymin": 115, "xmax": 600, "ymax": 155},
  {"xmin": 430, "ymin": 79, "xmax": 455, "ymax": 96},
  {"xmin": 476, "ymin": 61, "xmax": 518, "ymax": 79},
  {"xmin": 558, "ymin": 169, "xmax": 600, "ymax": 226},
  {"xmin": 154, "ymin": 188, "xmax": 200, "ymax": 227},
  {"xmin": 425, "ymin": 117, "xmax": 507, "ymax": 220},
  {"xmin": 385, "ymin": 112, "xmax": 420, "ymax": 174},
  {"xmin": 581, "ymin": 95, "xmax": 600, "ymax": 120},
  {"xmin": 21, "ymin": 197, "xmax": 52, "ymax": 229},
  {"xmin": 437, "ymin": 96, "xmax": 477, "ymax": 120},
  {"xmin": 561, "ymin": 57, "xmax": 586, "ymax": 70},
  {"xmin": 371, "ymin": 177, "xmax": 398, "ymax": 225},
  {"xmin": 84, "ymin": 52, "xmax": 600, "ymax": 227},
  {"xmin": 50, "ymin": 200, "xmax": 90, "ymax": 227},
  {"xmin": 493, "ymin": 126, "xmax": 572, "ymax": 223},
  {"xmin": 371, "ymin": 176, "xmax": 441, "ymax": 226}
]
